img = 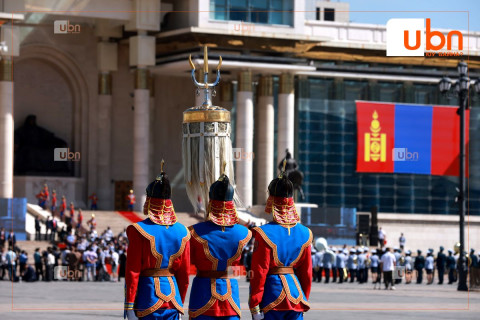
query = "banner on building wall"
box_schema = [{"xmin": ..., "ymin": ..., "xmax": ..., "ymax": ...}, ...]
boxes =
[{"xmin": 356, "ymin": 101, "xmax": 469, "ymax": 176}]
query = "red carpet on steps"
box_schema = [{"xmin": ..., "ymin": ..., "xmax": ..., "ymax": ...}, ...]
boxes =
[{"xmin": 116, "ymin": 211, "xmax": 143, "ymax": 223}]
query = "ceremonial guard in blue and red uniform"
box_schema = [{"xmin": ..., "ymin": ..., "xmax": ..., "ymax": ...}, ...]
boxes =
[
  {"xmin": 125, "ymin": 166, "xmax": 191, "ymax": 320},
  {"xmin": 188, "ymin": 173, "xmax": 252, "ymax": 319},
  {"xmin": 249, "ymin": 167, "xmax": 313, "ymax": 320}
]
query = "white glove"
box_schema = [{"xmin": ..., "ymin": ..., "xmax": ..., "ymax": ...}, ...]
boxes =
[
  {"xmin": 178, "ymin": 314, "xmax": 182, "ymax": 320},
  {"xmin": 252, "ymin": 312, "xmax": 264, "ymax": 320},
  {"xmin": 126, "ymin": 309, "xmax": 138, "ymax": 320}
]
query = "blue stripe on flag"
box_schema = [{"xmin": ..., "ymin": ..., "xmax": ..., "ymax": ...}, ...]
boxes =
[{"xmin": 393, "ymin": 104, "xmax": 433, "ymax": 174}]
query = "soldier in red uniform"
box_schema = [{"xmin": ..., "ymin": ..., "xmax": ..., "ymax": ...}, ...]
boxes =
[
  {"xmin": 89, "ymin": 192, "xmax": 98, "ymax": 210},
  {"xmin": 51, "ymin": 190, "xmax": 57, "ymax": 213},
  {"xmin": 249, "ymin": 166, "xmax": 313, "ymax": 320},
  {"xmin": 125, "ymin": 167, "xmax": 190, "ymax": 320},
  {"xmin": 60, "ymin": 196, "xmax": 67, "ymax": 221},
  {"xmin": 35, "ymin": 189, "xmax": 47, "ymax": 210},
  {"xmin": 127, "ymin": 190, "xmax": 136, "ymax": 211},
  {"xmin": 188, "ymin": 173, "xmax": 252, "ymax": 320}
]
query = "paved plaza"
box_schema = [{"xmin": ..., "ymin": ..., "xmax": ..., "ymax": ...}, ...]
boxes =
[{"xmin": 0, "ymin": 278, "xmax": 479, "ymax": 319}]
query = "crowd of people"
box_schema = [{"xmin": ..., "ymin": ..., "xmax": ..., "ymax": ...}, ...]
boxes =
[
  {"xmin": 309, "ymin": 237, "xmax": 480, "ymax": 290},
  {"xmin": 0, "ymin": 224, "xmax": 128, "ymax": 283}
]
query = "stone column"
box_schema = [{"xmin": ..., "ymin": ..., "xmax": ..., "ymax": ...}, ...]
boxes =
[
  {"xmin": 97, "ymin": 72, "xmax": 113, "ymax": 209},
  {"xmin": 148, "ymin": 75, "xmax": 155, "ymax": 178},
  {"xmin": 0, "ymin": 58, "xmax": 13, "ymax": 198},
  {"xmin": 277, "ymin": 73, "xmax": 295, "ymax": 166},
  {"xmin": 235, "ymin": 71, "xmax": 254, "ymax": 208},
  {"xmin": 255, "ymin": 75, "xmax": 274, "ymax": 204},
  {"xmin": 133, "ymin": 69, "xmax": 150, "ymax": 211}
]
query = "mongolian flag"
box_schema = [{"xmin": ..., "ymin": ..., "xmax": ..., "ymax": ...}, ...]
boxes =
[{"xmin": 356, "ymin": 101, "xmax": 469, "ymax": 176}]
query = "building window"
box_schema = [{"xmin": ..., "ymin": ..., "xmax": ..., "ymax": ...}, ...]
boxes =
[
  {"xmin": 210, "ymin": 0, "xmax": 293, "ymax": 26},
  {"xmin": 316, "ymin": 7, "xmax": 321, "ymax": 21},
  {"xmin": 324, "ymin": 8, "xmax": 335, "ymax": 21}
]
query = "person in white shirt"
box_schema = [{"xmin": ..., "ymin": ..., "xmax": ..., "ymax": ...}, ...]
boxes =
[
  {"xmin": 5, "ymin": 247, "xmax": 17, "ymax": 281},
  {"xmin": 380, "ymin": 247, "xmax": 396, "ymax": 290},
  {"xmin": 425, "ymin": 249, "xmax": 435, "ymax": 284},
  {"xmin": 104, "ymin": 227, "xmax": 113, "ymax": 242},
  {"xmin": 110, "ymin": 249, "xmax": 119, "ymax": 282},
  {"xmin": 378, "ymin": 227, "xmax": 386, "ymax": 249},
  {"xmin": 399, "ymin": 233, "xmax": 406, "ymax": 250},
  {"xmin": 370, "ymin": 249, "xmax": 380, "ymax": 289},
  {"xmin": 46, "ymin": 247, "xmax": 55, "ymax": 281},
  {"xmin": 314, "ymin": 250, "xmax": 324, "ymax": 283}
]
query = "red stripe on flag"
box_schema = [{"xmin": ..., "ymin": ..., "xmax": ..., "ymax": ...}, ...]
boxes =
[
  {"xmin": 116, "ymin": 211, "xmax": 143, "ymax": 223},
  {"xmin": 356, "ymin": 101, "xmax": 395, "ymax": 173},
  {"xmin": 431, "ymin": 106, "xmax": 469, "ymax": 176}
]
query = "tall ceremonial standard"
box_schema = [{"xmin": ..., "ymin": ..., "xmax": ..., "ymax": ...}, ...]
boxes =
[
  {"xmin": 183, "ymin": 46, "xmax": 239, "ymax": 213},
  {"xmin": 249, "ymin": 162, "xmax": 313, "ymax": 320},
  {"xmin": 124, "ymin": 161, "xmax": 191, "ymax": 320}
]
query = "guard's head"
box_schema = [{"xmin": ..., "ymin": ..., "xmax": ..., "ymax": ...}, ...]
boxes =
[
  {"xmin": 209, "ymin": 174, "xmax": 234, "ymax": 201},
  {"xmin": 268, "ymin": 172, "xmax": 294, "ymax": 198},
  {"xmin": 146, "ymin": 171, "xmax": 171, "ymax": 200}
]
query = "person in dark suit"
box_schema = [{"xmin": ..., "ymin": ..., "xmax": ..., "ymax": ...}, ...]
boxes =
[
  {"xmin": 414, "ymin": 250, "xmax": 425, "ymax": 284},
  {"xmin": 446, "ymin": 249, "xmax": 456, "ymax": 284},
  {"xmin": 7, "ymin": 232, "xmax": 16, "ymax": 249},
  {"xmin": 0, "ymin": 227, "xmax": 6, "ymax": 248},
  {"xmin": 35, "ymin": 216, "xmax": 41, "ymax": 241},
  {"xmin": 436, "ymin": 246, "xmax": 446, "ymax": 284}
]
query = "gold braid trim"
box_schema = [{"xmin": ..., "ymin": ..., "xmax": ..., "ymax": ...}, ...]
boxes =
[
  {"xmin": 227, "ymin": 230, "xmax": 252, "ymax": 267},
  {"xmin": 253, "ymin": 227, "xmax": 284, "ymax": 267},
  {"xmin": 211, "ymin": 278, "xmax": 232, "ymax": 301},
  {"xmin": 228, "ymin": 295, "xmax": 242, "ymax": 317},
  {"xmin": 168, "ymin": 226, "xmax": 191, "ymax": 268},
  {"xmin": 290, "ymin": 229, "xmax": 313, "ymax": 266},
  {"xmin": 132, "ymin": 223, "xmax": 163, "ymax": 268},
  {"xmin": 136, "ymin": 299, "xmax": 164, "ymax": 318},
  {"xmin": 262, "ymin": 290, "xmax": 287, "ymax": 314},
  {"xmin": 281, "ymin": 274, "xmax": 303, "ymax": 305},
  {"xmin": 188, "ymin": 296, "xmax": 217, "ymax": 318},
  {"xmin": 189, "ymin": 226, "xmax": 219, "ymax": 270}
]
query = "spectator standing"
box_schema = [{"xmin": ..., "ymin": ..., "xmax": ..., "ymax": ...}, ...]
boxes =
[
  {"xmin": 378, "ymin": 227, "xmax": 386, "ymax": 249},
  {"xmin": 425, "ymin": 249, "xmax": 434, "ymax": 284},
  {"xmin": 0, "ymin": 227, "xmax": 6, "ymax": 248},
  {"xmin": 336, "ymin": 249, "xmax": 347, "ymax": 284},
  {"xmin": 0, "ymin": 247, "xmax": 6, "ymax": 279},
  {"xmin": 405, "ymin": 250, "xmax": 413, "ymax": 284},
  {"xmin": 437, "ymin": 246, "xmax": 446, "ymax": 285},
  {"xmin": 45, "ymin": 216, "xmax": 52, "ymax": 241},
  {"xmin": 83, "ymin": 246, "xmax": 97, "ymax": 281},
  {"xmin": 19, "ymin": 251, "xmax": 28, "ymax": 276},
  {"xmin": 34, "ymin": 248, "xmax": 43, "ymax": 281},
  {"xmin": 34, "ymin": 216, "xmax": 41, "ymax": 241},
  {"xmin": 414, "ymin": 249, "xmax": 425, "ymax": 284},
  {"xmin": 399, "ymin": 233, "xmax": 406, "ymax": 250},
  {"xmin": 46, "ymin": 247, "xmax": 55, "ymax": 281},
  {"xmin": 380, "ymin": 247, "xmax": 396, "ymax": 290},
  {"xmin": 370, "ymin": 249, "xmax": 380, "ymax": 289},
  {"xmin": 6, "ymin": 247, "xmax": 17, "ymax": 281},
  {"xmin": 7, "ymin": 231, "xmax": 16, "ymax": 249},
  {"xmin": 110, "ymin": 249, "xmax": 119, "ymax": 282},
  {"xmin": 446, "ymin": 249, "xmax": 457, "ymax": 284}
]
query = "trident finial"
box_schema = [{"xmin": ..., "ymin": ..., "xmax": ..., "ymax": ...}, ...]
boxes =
[{"xmin": 188, "ymin": 45, "xmax": 222, "ymax": 108}]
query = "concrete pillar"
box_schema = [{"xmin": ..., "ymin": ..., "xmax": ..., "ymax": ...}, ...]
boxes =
[
  {"xmin": 133, "ymin": 68, "xmax": 150, "ymax": 211},
  {"xmin": 96, "ymin": 39, "xmax": 117, "ymax": 209},
  {"xmin": 97, "ymin": 72, "xmax": 112, "ymax": 209},
  {"xmin": 255, "ymin": 75, "xmax": 274, "ymax": 204},
  {"xmin": 277, "ymin": 73, "xmax": 295, "ymax": 166},
  {"xmin": 220, "ymin": 80, "xmax": 234, "ymax": 109},
  {"xmin": 0, "ymin": 58, "xmax": 13, "ymax": 198},
  {"xmin": 148, "ymin": 75, "xmax": 155, "ymax": 178},
  {"xmin": 235, "ymin": 71, "xmax": 254, "ymax": 208}
]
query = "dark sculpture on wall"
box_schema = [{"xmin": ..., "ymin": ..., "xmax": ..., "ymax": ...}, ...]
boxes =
[
  {"xmin": 14, "ymin": 115, "xmax": 72, "ymax": 176},
  {"xmin": 278, "ymin": 149, "xmax": 305, "ymax": 200}
]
